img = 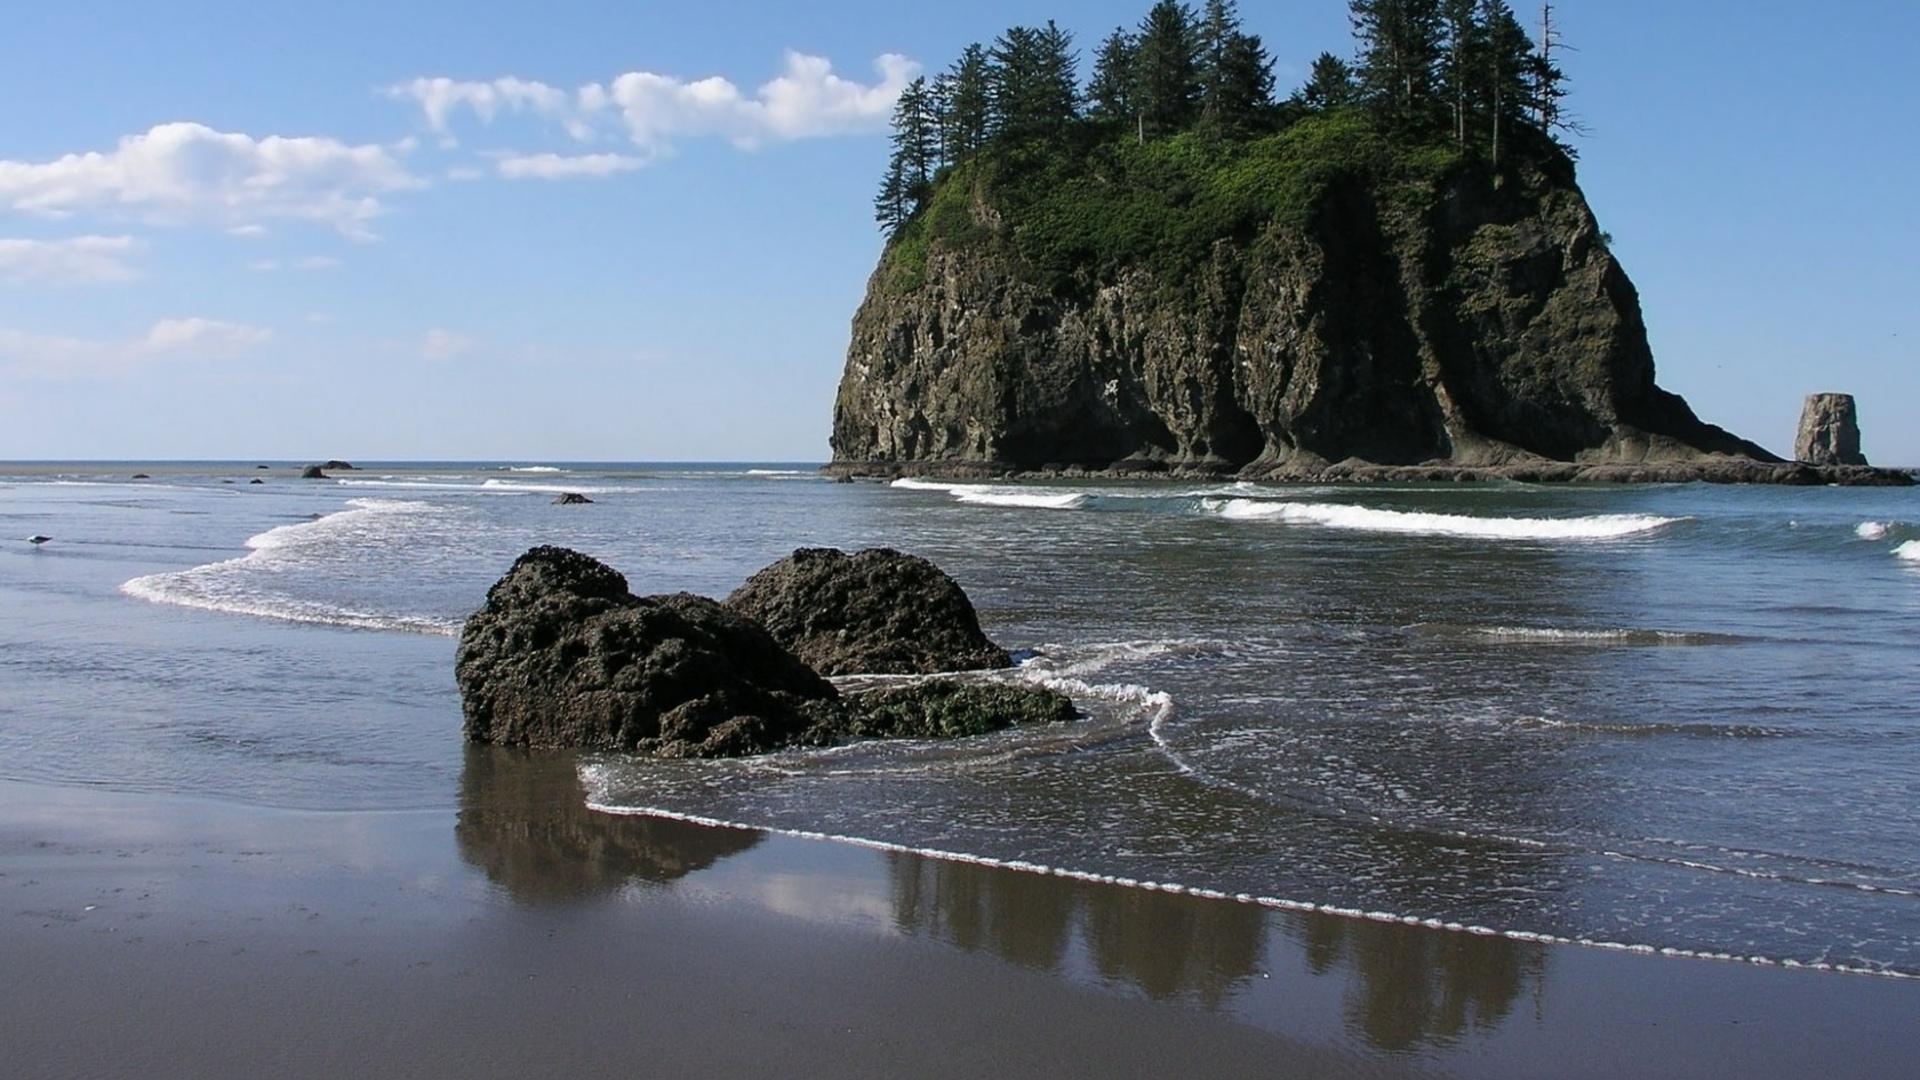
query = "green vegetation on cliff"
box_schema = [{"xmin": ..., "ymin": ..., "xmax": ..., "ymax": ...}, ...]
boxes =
[{"xmin": 878, "ymin": 0, "xmax": 1574, "ymax": 295}]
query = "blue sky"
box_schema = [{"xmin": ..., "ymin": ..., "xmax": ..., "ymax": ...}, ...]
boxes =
[{"xmin": 0, "ymin": 1, "xmax": 1913, "ymax": 463}]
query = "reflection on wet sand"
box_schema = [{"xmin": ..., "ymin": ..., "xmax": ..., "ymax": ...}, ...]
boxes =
[
  {"xmin": 455, "ymin": 745, "xmax": 763, "ymax": 904},
  {"xmin": 455, "ymin": 747, "xmax": 1544, "ymax": 1053},
  {"xmin": 1297, "ymin": 912, "xmax": 1545, "ymax": 1051},
  {"xmin": 890, "ymin": 848, "xmax": 1544, "ymax": 1050},
  {"xmin": 889, "ymin": 852, "xmax": 1266, "ymax": 1007}
]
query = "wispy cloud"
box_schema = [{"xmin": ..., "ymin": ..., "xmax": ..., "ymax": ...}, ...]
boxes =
[
  {"xmin": 420, "ymin": 328, "xmax": 473, "ymax": 360},
  {"xmin": 389, "ymin": 52, "xmax": 916, "ymax": 162},
  {"xmin": 495, "ymin": 152, "xmax": 647, "ymax": 180},
  {"xmin": 0, "ymin": 316, "xmax": 273, "ymax": 377},
  {"xmin": 249, "ymin": 255, "xmax": 343, "ymax": 273},
  {"xmin": 0, "ymin": 122, "xmax": 426, "ymax": 239},
  {"xmin": 0, "ymin": 235, "xmax": 142, "ymax": 284}
]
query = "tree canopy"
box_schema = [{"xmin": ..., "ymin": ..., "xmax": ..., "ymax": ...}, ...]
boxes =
[{"xmin": 878, "ymin": 0, "xmax": 1578, "ymax": 233}]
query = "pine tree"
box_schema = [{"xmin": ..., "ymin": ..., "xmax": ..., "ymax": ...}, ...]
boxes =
[
  {"xmin": 1532, "ymin": 2, "xmax": 1576, "ymax": 145},
  {"xmin": 1198, "ymin": 0, "xmax": 1275, "ymax": 138},
  {"xmin": 1350, "ymin": 0, "xmax": 1445, "ymax": 130},
  {"xmin": 1135, "ymin": 1, "xmax": 1203, "ymax": 138},
  {"xmin": 938, "ymin": 44, "xmax": 992, "ymax": 162},
  {"xmin": 1438, "ymin": 0, "xmax": 1484, "ymax": 145},
  {"xmin": 875, "ymin": 77, "xmax": 938, "ymax": 234},
  {"xmin": 1088, "ymin": 27, "xmax": 1139, "ymax": 125},
  {"xmin": 1296, "ymin": 51, "xmax": 1358, "ymax": 111},
  {"xmin": 1477, "ymin": 0, "xmax": 1534, "ymax": 165},
  {"xmin": 988, "ymin": 22, "xmax": 1080, "ymax": 145}
]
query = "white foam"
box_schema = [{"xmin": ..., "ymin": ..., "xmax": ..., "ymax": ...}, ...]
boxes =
[
  {"xmin": 121, "ymin": 498, "xmax": 462, "ymax": 635},
  {"xmin": 1205, "ymin": 498, "xmax": 1677, "ymax": 540},
  {"xmin": 890, "ymin": 477, "xmax": 1087, "ymax": 509},
  {"xmin": 1857, "ymin": 521, "xmax": 1891, "ymax": 541},
  {"xmin": 1895, "ymin": 541, "xmax": 1920, "ymax": 562},
  {"xmin": 571, "ymin": 787, "xmax": 1920, "ymax": 982},
  {"xmin": 476, "ymin": 478, "xmax": 621, "ymax": 496},
  {"xmin": 952, "ymin": 488, "xmax": 1087, "ymax": 509},
  {"xmin": 507, "ymin": 466, "xmax": 564, "ymax": 473}
]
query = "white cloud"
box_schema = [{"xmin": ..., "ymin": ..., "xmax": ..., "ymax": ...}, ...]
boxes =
[
  {"xmin": 0, "ymin": 235, "xmax": 141, "ymax": 284},
  {"xmin": 496, "ymin": 152, "xmax": 646, "ymax": 180},
  {"xmin": 391, "ymin": 76, "xmax": 573, "ymax": 132},
  {"xmin": 420, "ymin": 328, "xmax": 473, "ymax": 360},
  {"xmin": 0, "ymin": 122, "xmax": 427, "ymax": 239},
  {"xmin": 145, "ymin": 317, "xmax": 271, "ymax": 351},
  {"xmin": 0, "ymin": 316, "xmax": 272, "ymax": 377},
  {"xmin": 391, "ymin": 52, "xmax": 915, "ymax": 156},
  {"xmin": 249, "ymin": 255, "xmax": 342, "ymax": 273}
]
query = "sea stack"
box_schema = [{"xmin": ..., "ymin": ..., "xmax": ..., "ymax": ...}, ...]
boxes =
[{"xmin": 1795, "ymin": 393, "xmax": 1868, "ymax": 466}]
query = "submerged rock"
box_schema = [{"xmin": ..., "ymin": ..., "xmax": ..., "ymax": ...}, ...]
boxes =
[
  {"xmin": 1795, "ymin": 393, "xmax": 1868, "ymax": 466},
  {"xmin": 456, "ymin": 546, "xmax": 837, "ymax": 757},
  {"xmin": 300, "ymin": 465, "xmax": 328, "ymax": 479},
  {"xmin": 831, "ymin": 680, "xmax": 1077, "ymax": 740},
  {"xmin": 553, "ymin": 492, "xmax": 594, "ymax": 505},
  {"xmin": 725, "ymin": 547, "xmax": 1012, "ymax": 675}
]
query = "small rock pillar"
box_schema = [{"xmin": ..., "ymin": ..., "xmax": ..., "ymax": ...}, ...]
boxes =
[{"xmin": 1795, "ymin": 393, "xmax": 1868, "ymax": 466}]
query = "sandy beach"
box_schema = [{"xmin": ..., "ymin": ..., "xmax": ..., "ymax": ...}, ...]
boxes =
[{"xmin": 5, "ymin": 754, "xmax": 1916, "ymax": 1080}]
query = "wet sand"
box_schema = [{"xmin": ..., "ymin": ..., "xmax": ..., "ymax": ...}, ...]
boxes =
[{"xmin": 4, "ymin": 760, "xmax": 1916, "ymax": 1080}]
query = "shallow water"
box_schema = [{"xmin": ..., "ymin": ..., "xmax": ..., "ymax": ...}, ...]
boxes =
[{"xmin": 4, "ymin": 461, "xmax": 1918, "ymax": 977}]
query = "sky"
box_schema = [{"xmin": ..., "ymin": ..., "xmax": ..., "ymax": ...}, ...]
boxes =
[{"xmin": 0, "ymin": 1, "xmax": 1913, "ymax": 464}]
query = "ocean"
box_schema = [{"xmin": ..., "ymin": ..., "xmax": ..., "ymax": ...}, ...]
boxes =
[{"xmin": 5, "ymin": 461, "xmax": 1918, "ymax": 983}]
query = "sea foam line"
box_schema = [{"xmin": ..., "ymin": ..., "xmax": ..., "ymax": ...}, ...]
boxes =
[
  {"xmin": 891, "ymin": 477, "xmax": 1087, "ymax": 510},
  {"xmin": 121, "ymin": 498, "xmax": 462, "ymax": 635},
  {"xmin": 1204, "ymin": 498, "xmax": 1678, "ymax": 540},
  {"xmin": 575, "ymin": 787, "xmax": 1918, "ymax": 981}
]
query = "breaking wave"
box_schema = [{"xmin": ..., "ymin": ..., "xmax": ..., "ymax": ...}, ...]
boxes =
[{"xmin": 1204, "ymin": 498, "xmax": 1678, "ymax": 540}]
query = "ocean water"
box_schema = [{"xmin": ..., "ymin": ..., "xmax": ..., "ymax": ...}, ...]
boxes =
[{"xmin": 5, "ymin": 461, "xmax": 1919, "ymax": 981}]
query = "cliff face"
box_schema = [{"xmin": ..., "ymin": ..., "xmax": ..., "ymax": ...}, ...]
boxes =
[{"xmin": 831, "ymin": 155, "xmax": 1773, "ymax": 475}]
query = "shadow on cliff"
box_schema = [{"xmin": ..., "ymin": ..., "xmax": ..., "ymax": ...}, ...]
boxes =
[{"xmin": 454, "ymin": 744, "xmax": 763, "ymax": 906}]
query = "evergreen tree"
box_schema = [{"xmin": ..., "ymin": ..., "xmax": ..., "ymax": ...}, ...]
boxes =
[
  {"xmin": 1438, "ymin": 0, "xmax": 1484, "ymax": 145},
  {"xmin": 1296, "ymin": 51, "xmax": 1358, "ymax": 111},
  {"xmin": 988, "ymin": 22, "xmax": 1080, "ymax": 145},
  {"xmin": 938, "ymin": 44, "xmax": 992, "ymax": 162},
  {"xmin": 1477, "ymin": 0, "xmax": 1534, "ymax": 165},
  {"xmin": 1531, "ymin": 2, "xmax": 1576, "ymax": 145},
  {"xmin": 1350, "ymin": 0, "xmax": 1445, "ymax": 130},
  {"xmin": 1198, "ymin": 0, "xmax": 1276, "ymax": 138},
  {"xmin": 1087, "ymin": 27, "xmax": 1139, "ymax": 126},
  {"xmin": 875, "ymin": 77, "xmax": 938, "ymax": 234},
  {"xmin": 1134, "ymin": 1, "xmax": 1203, "ymax": 138}
]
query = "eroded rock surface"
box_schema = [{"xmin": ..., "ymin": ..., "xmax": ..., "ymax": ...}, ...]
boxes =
[
  {"xmin": 725, "ymin": 547, "xmax": 1012, "ymax": 675},
  {"xmin": 457, "ymin": 546, "xmax": 837, "ymax": 757},
  {"xmin": 1796, "ymin": 393, "xmax": 1868, "ymax": 466},
  {"xmin": 459, "ymin": 546, "xmax": 1069, "ymax": 757}
]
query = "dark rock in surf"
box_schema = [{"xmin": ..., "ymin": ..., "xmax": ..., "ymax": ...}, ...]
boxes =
[
  {"xmin": 457, "ymin": 546, "xmax": 838, "ymax": 757},
  {"xmin": 553, "ymin": 492, "xmax": 594, "ymax": 505},
  {"xmin": 300, "ymin": 465, "xmax": 328, "ymax": 479},
  {"xmin": 1795, "ymin": 393, "xmax": 1868, "ymax": 467},
  {"xmin": 131, "ymin": 473, "xmax": 150, "ymax": 480},
  {"xmin": 322, "ymin": 460, "xmax": 357, "ymax": 471},
  {"xmin": 249, "ymin": 478, "xmax": 265, "ymax": 484},
  {"xmin": 724, "ymin": 547, "xmax": 1013, "ymax": 676}
]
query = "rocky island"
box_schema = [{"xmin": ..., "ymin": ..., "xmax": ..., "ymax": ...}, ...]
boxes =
[{"xmin": 830, "ymin": 2, "xmax": 1907, "ymax": 485}]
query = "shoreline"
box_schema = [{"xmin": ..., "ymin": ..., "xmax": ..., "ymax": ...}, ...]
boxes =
[
  {"xmin": 7, "ymin": 763, "xmax": 1918, "ymax": 1079},
  {"xmin": 825, "ymin": 459, "xmax": 1917, "ymax": 486}
]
